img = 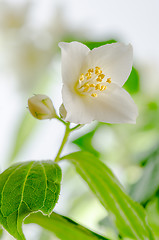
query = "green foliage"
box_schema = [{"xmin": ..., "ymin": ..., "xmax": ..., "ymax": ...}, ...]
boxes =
[
  {"xmin": 62, "ymin": 151, "xmax": 154, "ymax": 240},
  {"xmin": 72, "ymin": 128, "xmax": 100, "ymax": 157},
  {"xmin": 130, "ymin": 143, "xmax": 159, "ymax": 204},
  {"xmin": 141, "ymin": 99, "xmax": 159, "ymax": 131},
  {"xmin": 0, "ymin": 161, "xmax": 62, "ymax": 240},
  {"xmin": 0, "ymin": 226, "xmax": 3, "ymax": 238},
  {"xmin": 61, "ymin": 38, "xmax": 117, "ymax": 50},
  {"xmin": 131, "ymin": 158, "xmax": 159, "ymax": 204},
  {"xmin": 25, "ymin": 211, "xmax": 109, "ymax": 240},
  {"xmin": 83, "ymin": 40, "xmax": 117, "ymax": 50},
  {"xmin": 123, "ymin": 66, "xmax": 140, "ymax": 94},
  {"xmin": 146, "ymin": 198, "xmax": 159, "ymax": 238},
  {"xmin": 98, "ymin": 214, "xmax": 120, "ymax": 239}
]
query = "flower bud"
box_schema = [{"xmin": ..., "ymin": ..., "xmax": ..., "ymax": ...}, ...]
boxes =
[{"xmin": 28, "ymin": 94, "xmax": 56, "ymax": 120}]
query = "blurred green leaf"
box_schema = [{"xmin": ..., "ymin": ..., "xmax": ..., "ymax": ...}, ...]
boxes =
[
  {"xmin": 140, "ymin": 99, "xmax": 159, "ymax": 131},
  {"xmin": 0, "ymin": 227, "xmax": 3, "ymax": 239},
  {"xmin": 25, "ymin": 211, "xmax": 109, "ymax": 240},
  {"xmin": 39, "ymin": 229, "xmax": 53, "ymax": 240},
  {"xmin": 62, "ymin": 151, "xmax": 154, "ymax": 240},
  {"xmin": 83, "ymin": 40, "xmax": 117, "ymax": 50},
  {"xmin": 130, "ymin": 154, "xmax": 159, "ymax": 204},
  {"xmin": 62, "ymin": 38, "xmax": 117, "ymax": 50},
  {"xmin": 72, "ymin": 128, "xmax": 100, "ymax": 157},
  {"xmin": 0, "ymin": 161, "xmax": 62, "ymax": 240},
  {"xmin": 123, "ymin": 67, "xmax": 140, "ymax": 94},
  {"xmin": 9, "ymin": 112, "xmax": 37, "ymax": 163},
  {"xmin": 98, "ymin": 216, "xmax": 118, "ymax": 235},
  {"xmin": 147, "ymin": 101, "xmax": 158, "ymax": 111},
  {"xmin": 135, "ymin": 141, "xmax": 159, "ymax": 166}
]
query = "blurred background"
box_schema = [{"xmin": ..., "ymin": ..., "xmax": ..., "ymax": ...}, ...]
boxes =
[{"xmin": 0, "ymin": 0, "xmax": 159, "ymax": 239}]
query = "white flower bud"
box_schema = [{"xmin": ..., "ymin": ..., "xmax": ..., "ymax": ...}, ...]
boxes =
[{"xmin": 28, "ymin": 94, "xmax": 56, "ymax": 120}]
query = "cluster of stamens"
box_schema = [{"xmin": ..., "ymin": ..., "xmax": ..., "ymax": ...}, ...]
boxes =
[{"xmin": 76, "ymin": 66, "xmax": 111, "ymax": 97}]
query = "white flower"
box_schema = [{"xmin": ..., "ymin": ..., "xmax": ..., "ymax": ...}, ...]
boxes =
[
  {"xmin": 59, "ymin": 41, "xmax": 138, "ymax": 124},
  {"xmin": 28, "ymin": 94, "xmax": 56, "ymax": 120}
]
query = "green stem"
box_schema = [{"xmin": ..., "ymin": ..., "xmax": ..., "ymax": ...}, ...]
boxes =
[
  {"xmin": 54, "ymin": 116, "xmax": 84, "ymax": 162},
  {"xmin": 70, "ymin": 124, "xmax": 82, "ymax": 131},
  {"xmin": 54, "ymin": 123, "xmax": 70, "ymax": 162},
  {"xmin": 56, "ymin": 115, "xmax": 67, "ymax": 125}
]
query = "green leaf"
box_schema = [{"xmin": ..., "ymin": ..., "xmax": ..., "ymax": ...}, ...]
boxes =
[
  {"xmin": 130, "ymin": 141, "xmax": 159, "ymax": 205},
  {"xmin": 72, "ymin": 128, "xmax": 100, "ymax": 157},
  {"xmin": 123, "ymin": 66, "xmax": 140, "ymax": 94},
  {"xmin": 98, "ymin": 216, "xmax": 117, "ymax": 234},
  {"xmin": 0, "ymin": 160, "xmax": 62, "ymax": 240},
  {"xmin": 0, "ymin": 226, "xmax": 3, "ymax": 238},
  {"xmin": 61, "ymin": 38, "xmax": 117, "ymax": 50},
  {"xmin": 83, "ymin": 40, "xmax": 117, "ymax": 50},
  {"xmin": 146, "ymin": 198, "xmax": 159, "ymax": 239},
  {"xmin": 130, "ymin": 156, "xmax": 159, "ymax": 204},
  {"xmin": 25, "ymin": 211, "xmax": 110, "ymax": 240},
  {"xmin": 136, "ymin": 141, "xmax": 159, "ymax": 166},
  {"xmin": 62, "ymin": 151, "xmax": 154, "ymax": 240}
]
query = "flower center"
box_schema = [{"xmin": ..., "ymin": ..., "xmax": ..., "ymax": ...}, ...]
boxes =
[{"xmin": 75, "ymin": 66, "xmax": 111, "ymax": 97}]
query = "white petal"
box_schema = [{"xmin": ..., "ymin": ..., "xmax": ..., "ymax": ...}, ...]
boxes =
[
  {"xmin": 62, "ymin": 85, "xmax": 94, "ymax": 124},
  {"xmin": 84, "ymin": 43, "xmax": 133, "ymax": 87},
  {"xmin": 87, "ymin": 84, "xmax": 138, "ymax": 124},
  {"xmin": 58, "ymin": 42, "xmax": 90, "ymax": 89},
  {"xmin": 62, "ymin": 83, "xmax": 138, "ymax": 124}
]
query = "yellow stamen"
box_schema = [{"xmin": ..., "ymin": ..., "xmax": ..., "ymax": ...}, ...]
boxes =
[
  {"xmin": 96, "ymin": 77, "xmax": 102, "ymax": 82},
  {"xmin": 95, "ymin": 83, "xmax": 101, "ymax": 90},
  {"xmin": 91, "ymin": 93, "xmax": 97, "ymax": 97},
  {"xmin": 95, "ymin": 66, "xmax": 101, "ymax": 70},
  {"xmin": 95, "ymin": 69, "xmax": 102, "ymax": 75},
  {"xmin": 83, "ymin": 83, "xmax": 90, "ymax": 92},
  {"xmin": 88, "ymin": 68, "xmax": 94, "ymax": 73},
  {"xmin": 83, "ymin": 87, "xmax": 89, "ymax": 92},
  {"xmin": 85, "ymin": 72, "xmax": 92, "ymax": 80},
  {"xmin": 77, "ymin": 66, "xmax": 109, "ymax": 97},
  {"xmin": 85, "ymin": 72, "xmax": 91, "ymax": 77},
  {"xmin": 106, "ymin": 78, "xmax": 111, "ymax": 83},
  {"xmin": 90, "ymin": 83, "xmax": 95, "ymax": 87},
  {"xmin": 95, "ymin": 66, "xmax": 102, "ymax": 75},
  {"xmin": 98, "ymin": 74, "xmax": 105, "ymax": 79},
  {"xmin": 79, "ymin": 74, "xmax": 84, "ymax": 81},
  {"xmin": 101, "ymin": 85, "xmax": 107, "ymax": 91}
]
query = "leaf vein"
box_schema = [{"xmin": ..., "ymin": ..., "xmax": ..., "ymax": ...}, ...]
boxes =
[
  {"xmin": 40, "ymin": 162, "xmax": 48, "ymax": 209},
  {"xmin": 75, "ymin": 161, "xmax": 144, "ymax": 240},
  {"xmin": 82, "ymin": 160, "xmax": 147, "ymax": 233}
]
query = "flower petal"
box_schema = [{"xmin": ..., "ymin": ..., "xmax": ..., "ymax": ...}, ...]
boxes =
[
  {"xmin": 88, "ymin": 84, "xmax": 138, "ymax": 124},
  {"xmin": 84, "ymin": 43, "xmax": 133, "ymax": 87},
  {"xmin": 62, "ymin": 85, "xmax": 94, "ymax": 124},
  {"xmin": 58, "ymin": 42, "xmax": 90, "ymax": 89},
  {"xmin": 62, "ymin": 83, "xmax": 138, "ymax": 124}
]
